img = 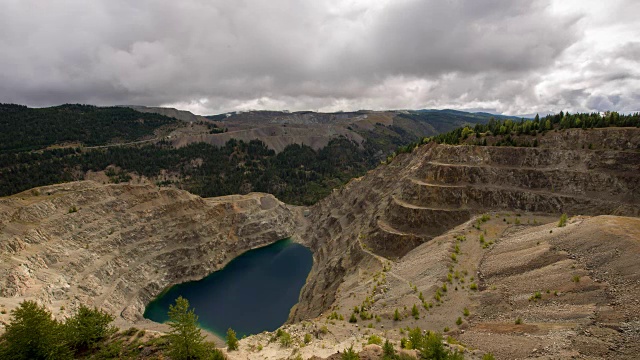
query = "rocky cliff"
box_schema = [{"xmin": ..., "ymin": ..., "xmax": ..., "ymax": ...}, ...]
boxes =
[
  {"xmin": 294, "ymin": 127, "xmax": 640, "ymax": 321},
  {"xmin": 0, "ymin": 181, "xmax": 298, "ymax": 325}
]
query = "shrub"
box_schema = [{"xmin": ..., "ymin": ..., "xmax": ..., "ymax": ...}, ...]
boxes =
[
  {"xmin": 469, "ymin": 283, "xmax": 478, "ymax": 290},
  {"xmin": 483, "ymin": 353, "xmax": 496, "ymax": 360},
  {"xmin": 408, "ymin": 327, "xmax": 423, "ymax": 350},
  {"xmin": 463, "ymin": 308, "xmax": 470, "ymax": 317},
  {"xmin": 304, "ymin": 333, "xmax": 312, "ymax": 344},
  {"xmin": 558, "ymin": 213, "xmax": 568, "ymax": 227},
  {"xmin": 327, "ymin": 311, "xmax": 340, "ymax": 320},
  {"xmin": 412, "ymin": 304, "xmax": 420, "ymax": 319},
  {"xmin": 382, "ymin": 339, "xmax": 396, "ymax": 359},
  {"xmin": 367, "ymin": 334, "xmax": 383, "ymax": 345},
  {"xmin": 572, "ymin": 275, "xmax": 581, "ymax": 283},
  {"xmin": 417, "ymin": 332, "xmax": 447, "ymax": 360},
  {"xmin": 394, "ymin": 309, "xmax": 401, "ymax": 321},
  {"xmin": 0, "ymin": 300, "xmax": 72, "ymax": 360},
  {"xmin": 515, "ymin": 317, "xmax": 523, "ymax": 325},
  {"xmin": 279, "ymin": 331, "xmax": 292, "ymax": 348},
  {"xmin": 342, "ymin": 345, "xmax": 360, "ymax": 360},
  {"xmin": 456, "ymin": 317, "xmax": 463, "ymax": 326},
  {"xmin": 226, "ymin": 328, "xmax": 239, "ymax": 351},
  {"xmin": 349, "ymin": 313, "xmax": 358, "ymax": 323},
  {"xmin": 65, "ymin": 304, "xmax": 115, "ymax": 352},
  {"xmin": 529, "ymin": 291, "xmax": 542, "ymax": 301}
]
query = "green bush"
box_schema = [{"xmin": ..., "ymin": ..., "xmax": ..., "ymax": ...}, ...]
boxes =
[
  {"xmin": 382, "ymin": 339, "xmax": 396, "ymax": 359},
  {"xmin": 412, "ymin": 304, "xmax": 420, "ymax": 319},
  {"xmin": 342, "ymin": 345, "xmax": 360, "ymax": 360},
  {"xmin": 226, "ymin": 328, "xmax": 238, "ymax": 351},
  {"xmin": 368, "ymin": 334, "xmax": 383, "ymax": 345},
  {"xmin": 65, "ymin": 304, "xmax": 115, "ymax": 352},
  {"xmin": 278, "ymin": 331, "xmax": 293, "ymax": 348},
  {"xmin": 558, "ymin": 213, "xmax": 568, "ymax": 227},
  {"xmin": 349, "ymin": 313, "xmax": 358, "ymax": 323},
  {"xmin": 0, "ymin": 300, "xmax": 72, "ymax": 360},
  {"xmin": 408, "ymin": 327, "xmax": 424, "ymax": 350}
]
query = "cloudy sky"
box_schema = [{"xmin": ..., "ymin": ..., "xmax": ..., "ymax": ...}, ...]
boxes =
[{"xmin": 1, "ymin": 0, "xmax": 638, "ymax": 115}]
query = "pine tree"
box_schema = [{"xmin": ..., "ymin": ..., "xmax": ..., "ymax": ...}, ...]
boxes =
[
  {"xmin": 226, "ymin": 328, "xmax": 239, "ymax": 351},
  {"xmin": 382, "ymin": 339, "xmax": 396, "ymax": 359},
  {"xmin": 64, "ymin": 304, "xmax": 114, "ymax": 352},
  {"xmin": 167, "ymin": 297, "xmax": 206, "ymax": 360},
  {"xmin": 0, "ymin": 300, "xmax": 72, "ymax": 360}
]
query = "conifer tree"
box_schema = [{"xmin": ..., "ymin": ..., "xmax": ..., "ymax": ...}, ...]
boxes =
[
  {"xmin": 226, "ymin": 328, "xmax": 239, "ymax": 351},
  {"xmin": 0, "ymin": 300, "xmax": 72, "ymax": 360},
  {"xmin": 167, "ymin": 296, "xmax": 206, "ymax": 360}
]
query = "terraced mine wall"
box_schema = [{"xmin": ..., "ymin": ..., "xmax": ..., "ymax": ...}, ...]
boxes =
[
  {"xmin": 294, "ymin": 128, "xmax": 640, "ymax": 321},
  {"xmin": 0, "ymin": 182, "xmax": 297, "ymax": 323}
]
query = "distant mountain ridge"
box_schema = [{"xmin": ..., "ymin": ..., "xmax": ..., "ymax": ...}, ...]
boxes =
[{"xmin": 0, "ymin": 103, "xmax": 520, "ymax": 204}]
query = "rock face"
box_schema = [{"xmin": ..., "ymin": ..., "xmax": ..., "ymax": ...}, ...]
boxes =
[
  {"xmin": 294, "ymin": 128, "xmax": 640, "ymax": 321},
  {"xmin": 0, "ymin": 181, "xmax": 297, "ymax": 322}
]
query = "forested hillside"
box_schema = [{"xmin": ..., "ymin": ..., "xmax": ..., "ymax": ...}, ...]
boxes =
[
  {"xmin": 0, "ymin": 104, "xmax": 526, "ymax": 205},
  {"xmin": 430, "ymin": 111, "xmax": 640, "ymax": 145},
  {"xmin": 0, "ymin": 104, "xmax": 180, "ymax": 153},
  {"xmin": 0, "ymin": 138, "xmax": 375, "ymax": 205}
]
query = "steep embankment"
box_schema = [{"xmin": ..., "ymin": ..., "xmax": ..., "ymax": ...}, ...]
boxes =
[
  {"xmin": 294, "ymin": 128, "xmax": 640, "ymax": 322},
  {"xmin": 0, "ymin": 181, "xmax": 298, "ymax": 327}
]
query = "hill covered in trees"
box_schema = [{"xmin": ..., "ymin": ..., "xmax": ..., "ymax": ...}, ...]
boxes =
[
  {"xmin": 429, "ymin": 111, "xmax": 640, "ymax": 146},
  {"xmin": 1, "ymin": 105, "xmax": 514, "ymax": 205},
  {"xmin": 0, "ymin": 137, "xmax": 375, "ymax": 205},
  {"xmin": 0, "ymin": 104, "xmax": 180, "ymax": 153}
]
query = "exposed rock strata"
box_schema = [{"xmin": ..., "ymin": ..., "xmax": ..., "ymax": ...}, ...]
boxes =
[
  {"xmin": 0, "ymin": 181, "xmax": 297, "ymax": 323},
  {"xmin": 294, "ymin": 128, "xmax": 640, "ymax": 321}
]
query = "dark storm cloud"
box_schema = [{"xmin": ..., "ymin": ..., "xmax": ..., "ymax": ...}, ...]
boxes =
[{"xmin": 0, "ymin": 0, "xmax": 637, "ymax": 114}]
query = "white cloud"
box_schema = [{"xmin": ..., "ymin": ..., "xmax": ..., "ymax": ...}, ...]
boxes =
[{"xmin": 0, "ymin": 0, "xmax": 637, "ymax": 115}]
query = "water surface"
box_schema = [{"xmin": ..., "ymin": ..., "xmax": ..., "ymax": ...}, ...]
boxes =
[{"xmin": 144, "ymin": 238, "xmax": 312, "ymax": 338}]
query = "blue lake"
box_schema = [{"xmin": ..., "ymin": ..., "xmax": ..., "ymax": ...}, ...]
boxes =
[{"xmin": 143, "ymin": 238, "xmax": 313, "ymax": 338}]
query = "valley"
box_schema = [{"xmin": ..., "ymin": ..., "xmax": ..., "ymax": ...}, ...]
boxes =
[{"xmin": 0, "ymin": 112, "xmax": 639, "ymax": 359}]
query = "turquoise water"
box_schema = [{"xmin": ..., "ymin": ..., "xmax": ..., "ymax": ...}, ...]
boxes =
[{"xmin": 143, "ymin": 239, "xmax": 312, "ymax": 338}]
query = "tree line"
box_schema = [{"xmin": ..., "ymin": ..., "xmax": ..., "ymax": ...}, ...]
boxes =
[
  {"xmin": 0, "ymin": 104, "xmax": 179, "ymax": 153},
  {"xmin": 0, "ymin": 297, "xmax": 230, "ymax": 360},
  {"xmin": 0, "ymin": 137, "xmax": 376, "ymax": 205},
  {"xmin": 430, "ymin": 111, "xmax": 640, "ymax": 145}
]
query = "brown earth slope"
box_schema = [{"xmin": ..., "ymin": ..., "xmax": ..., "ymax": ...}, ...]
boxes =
[
  {"xmin": 0, "ymin": 181, "xmax": 298, "ymax": 330},
  {"xmin": 294, "ymin": 128, "xmax": 640, "ymax": 323}
]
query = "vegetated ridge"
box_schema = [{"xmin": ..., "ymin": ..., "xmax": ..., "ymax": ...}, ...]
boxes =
[{"xmin": 0, "ymin": 104, "xmax": 506, "ymax": 205}]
